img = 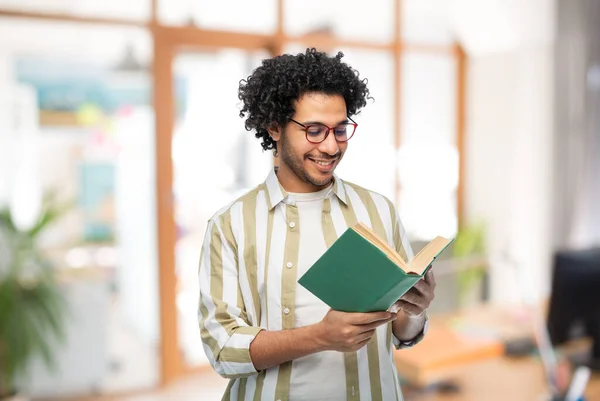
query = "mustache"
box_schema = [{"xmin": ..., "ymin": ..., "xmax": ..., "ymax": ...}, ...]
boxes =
[{"xmin": 305, "ymin": 152, "xmax": 341, "ymax": 161}]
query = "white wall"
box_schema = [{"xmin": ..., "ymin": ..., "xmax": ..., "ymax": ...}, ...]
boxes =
[
  {"xmin": 460, "ymin": 0, "xmax": 556, "ymax": 303},
  {"xmin": 0, "ymin": 19, "xmax": 160, "ymax": 392},
  {"xmin": 466, "ymin": 48, "xmax": 555, "ymax": 303}
]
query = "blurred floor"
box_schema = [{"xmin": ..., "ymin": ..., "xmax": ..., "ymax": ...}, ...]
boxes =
[
  {"xmin": 71, "ymin": 370, "xmax": 228, "ymax": 401},
  {"xmin": 50, "ymin": 357, "xmax": 600, "ymax": 401},
  {"xmin": 102, "ymin": 299, "xmax": 160, "ymax": 392}
]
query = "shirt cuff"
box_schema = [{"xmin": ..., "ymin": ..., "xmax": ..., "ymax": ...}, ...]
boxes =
[
  {"xmin": 393, "ymin": 312, "xmax": 429, "ymax": 350},
  {"xmin": 220, "ymin": 326, "xmax": 265, "ymax": 378}
]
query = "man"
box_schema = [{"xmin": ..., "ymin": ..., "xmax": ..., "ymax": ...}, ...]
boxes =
[{"xmin": 198, "ymin": 48, "xmax": 435, "ymax": 401}]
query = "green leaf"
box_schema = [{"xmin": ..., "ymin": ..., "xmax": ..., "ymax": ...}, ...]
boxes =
[
  {"xmin": 0, "ymin": 191, "xmax": 71, "ymax": 389},
  {"xmin": 0, "ymin": 209, "xmax": 17, "ymax": 233},
  {"xmin": 27, "ymin": 195, "xmax": 73, "ymax": 239},
  {"xmin": 453, "ymin": 221, "xmax": 488, "ymax": 306}
]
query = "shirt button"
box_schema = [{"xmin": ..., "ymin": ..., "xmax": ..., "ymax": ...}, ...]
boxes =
[
  {"xmin": 286, "ymin": 262, "xmax": 293, "ymax": 269},
  {"xmin": 289, "ymin": 221, "xmax": 296, "ymax": 229},
  {"xmin": 283, "ymin": 307, "xmax": 290, "ymax": 315}
]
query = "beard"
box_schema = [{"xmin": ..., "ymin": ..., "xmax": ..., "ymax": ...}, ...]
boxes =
[{"xmin": 279, "ymin": 131, "xmax": 339, "ymax": 188}]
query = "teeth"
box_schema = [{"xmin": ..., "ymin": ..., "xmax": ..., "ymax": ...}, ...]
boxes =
[{"xmin": 313, "ymin": 160, "xmax": 334, "ymax": 166}]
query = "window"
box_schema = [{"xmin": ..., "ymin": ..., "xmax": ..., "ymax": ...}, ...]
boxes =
[
  {"xmin": 0, "ymin": 19, "xmax": 159, "ymax": 393},
  {"xmin": 402, "ymin": 0, "xmax": 454, "ymax": 45},
  {"xmin": 398, "ymin": 52, "xmax": 458, "ymax": 240},
  {"xmin": 285, "ymin": 0, "xmax": 395, "ymax": 44},
  {"xmin": 159, "ymin": 0, "xmax": 277, "ymax": 33},
  {"xmin": 0, "ymin": 0, "xmax": 149, "ymax": 21},
  {"xmin": 334, "ymin": 49, "xmax": 396, "ymax": 200},
  {"xmin": 171, "ymin": 49, "xmax": 271, "ymax": 367}
]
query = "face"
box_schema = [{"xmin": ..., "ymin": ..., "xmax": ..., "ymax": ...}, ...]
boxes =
[{"xmin": 269, "ymin": 93, "xmax": 349, "ymax": 193}]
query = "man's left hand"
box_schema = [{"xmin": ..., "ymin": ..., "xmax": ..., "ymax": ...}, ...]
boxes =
[{"xmin": 393, "ymin": 268, "xmax": 436, "ymax": 317}]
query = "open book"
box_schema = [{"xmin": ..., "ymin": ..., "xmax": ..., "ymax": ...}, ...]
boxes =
[{"xmin": 298, "ymin": 222, "xmax": 454, "ymax": 313}]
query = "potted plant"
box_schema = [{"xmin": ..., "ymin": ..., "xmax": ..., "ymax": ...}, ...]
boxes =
[
  {"xmin": 0, "ymin": 195, "xmax": 69, "ymax": 400},
  {"xmin": 453, "ymin": 221, "xmax": 488, "ymax": 308}
]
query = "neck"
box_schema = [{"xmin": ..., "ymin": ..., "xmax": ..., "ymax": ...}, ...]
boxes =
[{"xmin": 275, "ymin": 161, "xmax": 331, "ymax": 193}]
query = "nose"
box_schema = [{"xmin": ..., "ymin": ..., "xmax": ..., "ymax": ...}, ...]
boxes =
[{"xmin": 318, "ymin": 130, "xmax": 340, "ymax": 156}]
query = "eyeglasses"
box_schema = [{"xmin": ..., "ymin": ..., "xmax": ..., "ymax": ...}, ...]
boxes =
[{"xmin": 289, "ymin": 117, "xmax": 358, "ymax": 144}]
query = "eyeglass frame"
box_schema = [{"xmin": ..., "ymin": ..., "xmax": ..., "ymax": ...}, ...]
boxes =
[{"xmin": 288, "ymin": 116, "xmax": 358, "ymax": 144}]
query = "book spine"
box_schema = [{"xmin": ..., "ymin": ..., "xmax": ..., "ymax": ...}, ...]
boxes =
[{"xmin": 371, "ymin": 276, "xmax": 420, "ymax": 311}]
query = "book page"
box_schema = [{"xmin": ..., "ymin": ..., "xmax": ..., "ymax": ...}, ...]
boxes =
[
  {"xmin": 407, "ymin": 236, "xmax": 453, "ymax": 275},
  {"xmin": 352, "ymin": 223, "xmax": 408, "ymax": 270}
]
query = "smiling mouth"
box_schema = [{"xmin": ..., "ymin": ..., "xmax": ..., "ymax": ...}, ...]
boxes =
[
  {"xmin": 309, "ymin": 159, "xmax": 336, "ymax": 166},
  {"xmin": 307, "ymin": 157, "xmax": 338, "ymax": 172}
]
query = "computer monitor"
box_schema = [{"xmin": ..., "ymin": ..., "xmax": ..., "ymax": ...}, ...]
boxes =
[{"xmin": 546, "ymin": 248, "xmax": 600, "ymax": 371}]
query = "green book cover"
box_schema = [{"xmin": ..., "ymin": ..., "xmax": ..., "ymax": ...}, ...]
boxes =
[{"xmin": 298, "ymin": 225, "xmax": 453, "ymax": 313}]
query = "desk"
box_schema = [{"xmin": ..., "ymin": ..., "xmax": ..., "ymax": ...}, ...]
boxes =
[
  {"xmin": 403, "ymin": 355, "xmax": 600, "ymax": 401},
  {"xmin": 397, "ymin": 303, "xmax": 600, "ymax": 400}
]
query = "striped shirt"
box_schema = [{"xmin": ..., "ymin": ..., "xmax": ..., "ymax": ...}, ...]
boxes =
[{"xmin": 198, "ymin": 169, "xmax": 426, "ymax": 401}]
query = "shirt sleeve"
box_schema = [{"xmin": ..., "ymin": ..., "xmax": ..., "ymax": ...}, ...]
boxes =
[
  {"xmin": 392, "ymin": 313, "xmax": 429, "ymax": 350},
  {"xmin": 391, "ymin": 205, "xmax": 414, "ymax": 263},
  {"xmin": 198, "ymin": 218, "xmax": 263, "ymax": 379}
]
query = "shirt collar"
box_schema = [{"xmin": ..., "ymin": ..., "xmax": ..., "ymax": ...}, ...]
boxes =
[{"xmin": 263, "ymin": 168, "xmax": 348, "ymax": 210}]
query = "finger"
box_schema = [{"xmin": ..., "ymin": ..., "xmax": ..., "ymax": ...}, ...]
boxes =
[
  {"xmin": 412, "ymin": 279, "xmax": 430, "ymax": 295},
  {"xmin": 403, "ymin": 288, "xmax": 431, "ymax": 311},
  {"xmin": 424, "ymin": 269, "xmax": 436, "ymax": 287},
  {"xmin": 356, "ymin": 329, "xmax": 376, "ymax": 342},
  {"xmin": 400, "ymin": 288, "xmax": 427, "ymax": 309},
  {"xmin": 353, "ymin": 332, "xmax": 376, "ymax": 350},
  {"xmin": 395, "ymin": 300, "xmax": 424, "ymax": 317},
  {"xmin": 353, "ymin": 311, "xmax": 395, "ymax": 325},
  {"xmin": 358, "ymin": 316, "xmax": 396, "ymax": 333}
]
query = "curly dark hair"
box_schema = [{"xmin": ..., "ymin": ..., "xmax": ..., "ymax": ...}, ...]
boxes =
[{"xmin": 238, "ymin": 48, "xmax": 372, "ymax": 152}]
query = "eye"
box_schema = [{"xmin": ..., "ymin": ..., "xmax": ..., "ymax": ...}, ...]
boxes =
[
  {"xmin": 306, "ymin": 125, "xmax": 325, "ymax": 137},
  {"xmin": 334, "ymin": 124, "xmax": 350, "ymax": 136}
]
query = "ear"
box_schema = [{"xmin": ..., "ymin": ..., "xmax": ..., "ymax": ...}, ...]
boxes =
[{"xmin": 267, "ymin": 125, "xmax": 282, "ymax": 142}]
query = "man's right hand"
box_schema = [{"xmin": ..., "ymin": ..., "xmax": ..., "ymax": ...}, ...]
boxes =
[
  {"xmin": 249, "ymin": 310, "xmax": 397, "ymax": 371},
  {"xmin": 315, "ymin": 309, "xmax": 397, "ymax": 352}
]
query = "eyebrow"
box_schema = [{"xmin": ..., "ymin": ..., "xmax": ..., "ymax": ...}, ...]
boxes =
[{"xmin": 302, "ymin": 118, "xmax": 349, "ymax": 126}]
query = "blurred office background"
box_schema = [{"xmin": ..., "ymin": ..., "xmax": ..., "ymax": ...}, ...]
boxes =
[{"xmin": 0, "ymin": 0, "xmax": 599, "ymax": 400}]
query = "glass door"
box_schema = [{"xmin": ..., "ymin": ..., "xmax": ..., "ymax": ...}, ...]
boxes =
[
  {"xmin": 0, "ymin": 17, "xmax": 160, "ymax": 396},
  {"xmin": 170, "ymin": 48, "xmax": 272, "ymax": 370}
]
